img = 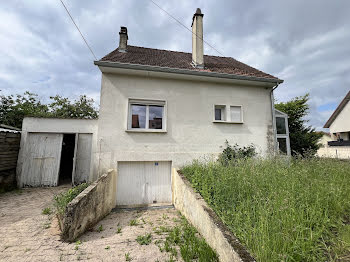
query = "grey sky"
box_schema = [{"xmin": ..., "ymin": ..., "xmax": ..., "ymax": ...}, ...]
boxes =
[{"xmin": 1, "ymin": 0, "xmax": 350, "ymax": 130}]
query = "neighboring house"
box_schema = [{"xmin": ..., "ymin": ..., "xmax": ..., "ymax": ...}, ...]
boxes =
[
  {"xmin": 317, "ymin": 132, "xmax": 332, "ymax": 148},
  {"xmin": 18, "ymin": 9, "xmax": 289, "ymax": 206},
  {"xmin": 319, "ymin": 91, "xmax": 350, "ymax": 159}
]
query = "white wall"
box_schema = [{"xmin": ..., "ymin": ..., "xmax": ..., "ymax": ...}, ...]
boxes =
[
  {"xmin": 97, "ymin": 72, "xmax": 275, "ymax": 172},
  {"xmin": 17, "ymin": 118, "xmax": 99, "ymax": 186},
  {"xmin": 329, "ymin": 101, "xmax": 350, "ymax": 133},
  {"xmin": 317, "ymin": 147, "xmax": 350, "ymax": 159}
]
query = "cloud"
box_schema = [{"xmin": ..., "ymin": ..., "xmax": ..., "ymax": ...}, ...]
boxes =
[{"xmin": 0, "ymin": 0, "xmax": 349, "ymax": 130}]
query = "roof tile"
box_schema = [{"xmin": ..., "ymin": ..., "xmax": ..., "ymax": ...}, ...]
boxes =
[{"xmin": 99, "ymin": 45, "xmax": 281, "ymax": 81}]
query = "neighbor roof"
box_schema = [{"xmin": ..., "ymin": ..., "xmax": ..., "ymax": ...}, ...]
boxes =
[
  {"xmin": 324, "ymin": 91, "xmax": 350, "ymax": 128},
  {"xmin": 97, "ymin": 45, "xmax": 283, "ymax": 83}
]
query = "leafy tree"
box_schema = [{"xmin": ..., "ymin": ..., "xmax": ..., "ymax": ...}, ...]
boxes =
[
  {"xmin": 0, "ymin": 91, "xmax": 98, "ymax": 128},
  {"xmin": 48, "ymin": 95, "xmax": 98, "ymax": 119},
  {"xmin": 0, "ymin": 92, "xmax": 49, "ymax": 128},
  {"xmin": 275, "ymin": 94, "xmax": 322, "ymax": 156}
]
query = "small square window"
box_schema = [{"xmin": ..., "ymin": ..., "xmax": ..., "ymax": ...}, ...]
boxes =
[
  {"xmin": 230, "ymin": 106, "xmax": 242, "ymax": 122},
  {"xmin": 214, "ymin": 105, "xmax": 226, "ymax": 121}
]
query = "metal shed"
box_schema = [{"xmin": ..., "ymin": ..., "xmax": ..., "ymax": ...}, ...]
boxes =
[{"xmin": 17, "ymin": 117, "xmax": 98, "ymax": 187}]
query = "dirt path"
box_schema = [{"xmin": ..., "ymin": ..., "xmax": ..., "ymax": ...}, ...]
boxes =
[{"xmin": 0, "ymin": 186, "xmax": 183, "ymax": 262}]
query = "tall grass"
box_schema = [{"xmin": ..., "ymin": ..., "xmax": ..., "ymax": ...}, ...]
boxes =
[{"xmin": 181, "ymin": 158, "xmax": 350, "ymax": 261}]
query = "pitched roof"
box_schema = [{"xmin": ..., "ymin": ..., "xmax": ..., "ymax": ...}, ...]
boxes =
[
  {"xmin": 324, "ymin": 91, "xmax": 350, "ymax": 128},
  {"xmin": 98, "ymin": 45, "xmax": 282, "ymax": 83}
]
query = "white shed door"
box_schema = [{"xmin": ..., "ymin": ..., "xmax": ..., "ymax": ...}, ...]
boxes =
[
  {"xmin": 21, "ymin": 133, "xmax": 63, "ymax": 186},
  {"xmin": 116, "ymin": 161, "xmax": 172, "ymax": 206},
  {"xmin": 73, "ymin": 133, "xmax": 92, "ymax": 184}
]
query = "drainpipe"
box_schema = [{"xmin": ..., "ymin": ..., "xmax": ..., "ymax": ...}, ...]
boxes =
[{"xmin": 270, "ymin": 83, "xmax": 279, "ymax": 155}]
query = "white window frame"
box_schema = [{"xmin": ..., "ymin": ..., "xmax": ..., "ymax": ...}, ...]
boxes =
[
  {"xmin": 127, "ymin": 98, "xmax": 167, "ymax": 133},
  {"xmin": 213, "ymin": 104, "xmax": 243, "ymax": 124},
  {"xmin": 214, "ymin": 105, "xmax": 226, "ymax": 121},
  {"xmin": 275, "ymin": 109, "xmax": 291, "ymax": 156}
]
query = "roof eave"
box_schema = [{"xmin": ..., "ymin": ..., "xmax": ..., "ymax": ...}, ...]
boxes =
[
  {"xmin": 323, "ymin": 91, "xmax": 350, "ymax": 128},
  {"xmin": 94, "ymin": 60, "xmax": 284, "ymax": 85}
]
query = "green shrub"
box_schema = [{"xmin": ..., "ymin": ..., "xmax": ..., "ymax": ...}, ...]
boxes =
[
  {"xmin": 42, "ymin": 207, "xmax": 52, "ymax": 215},
  {"xmin": 53, "ymin": 183, "xmax": 89, "ymax": 214},
  {"xmin": 218, "ymin": 140, "xmax": 256, "ymax": 166},
  {"xmin": 136, "ymin": 233, "xmax": 152, "ymax": 245},
  {"xmin": 181, "ymin": 158, "xmax": 350, "ymax": 261}
]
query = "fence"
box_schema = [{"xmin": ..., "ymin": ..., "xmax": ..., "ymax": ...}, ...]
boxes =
[{"xmin": 0, "ymin": 131, "xmax": 21, "ymax": 191}]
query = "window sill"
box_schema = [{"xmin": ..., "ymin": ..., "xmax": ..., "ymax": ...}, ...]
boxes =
[
  {"xmin": 213, "ymin": 121, "xmax": 243, "ymax": 124},
  {"xmin": 126, "ymin": 129, "xmax": 167, "ymax": 133}
]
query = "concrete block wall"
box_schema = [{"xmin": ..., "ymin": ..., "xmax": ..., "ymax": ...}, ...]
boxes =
[
  {"xmin": 172, "ymin": 168, "xmax": 255, "ymax": 262},
  {"xmin": 59, "ymin": 169, "xmax": 117, "ymax": 242}
]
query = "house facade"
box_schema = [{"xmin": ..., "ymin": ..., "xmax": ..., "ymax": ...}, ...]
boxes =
[
  {"xmin": 18, "ymin": 9, "xmax": 289, "ymax": 206},
  {"xmin": 319, "ymin": 91, "xmax": 350, "ymax": 159},
  {"xmin": 94, "ymin": 9, "xmax": 284, "ymax": 206}
]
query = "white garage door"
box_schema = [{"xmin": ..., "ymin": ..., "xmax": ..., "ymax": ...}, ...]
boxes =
[
  {"xmin": 116, "ymin": 161, "xmax": 172, "ymax": 206},
  {"xmin": 73, "ymin": 133, "xmax": 92, "ymax": 184},
  {"xmin": 21, "ymin": 133, "xmax": 63, "ymax": 186}
]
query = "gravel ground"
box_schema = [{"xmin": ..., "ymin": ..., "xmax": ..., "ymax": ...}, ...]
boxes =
[{"xmin": 0, "ymin": 186, "xmax": 183, "ymax": 262}]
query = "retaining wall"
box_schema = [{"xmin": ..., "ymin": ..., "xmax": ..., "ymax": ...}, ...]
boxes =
[
  {"xmin": 59, "ymin": 169, "xmax": 117, "ymax": 242},
  {"xmin": 172, "ymin": 168, "xmax": 255, "ymax": 262}
]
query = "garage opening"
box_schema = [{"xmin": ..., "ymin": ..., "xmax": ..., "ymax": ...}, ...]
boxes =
[
  {"xmin": 58, "ymin": 134, "xmax": 76, "ymax": 185},
  {"xmin": 116, "ymin": 161, "xmax": 172, "ymax": 207}
]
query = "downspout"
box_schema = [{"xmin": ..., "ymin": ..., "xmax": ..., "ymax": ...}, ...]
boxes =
[{"xmin": 270, "ymin": 83, "xmax": 279, "ymax": 155}]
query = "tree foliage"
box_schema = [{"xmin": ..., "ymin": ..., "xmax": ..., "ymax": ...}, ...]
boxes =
[
  {"xmin": 0, "ymin": 91, "xmax": 98, "ymax": 128},
  {"xmin": 275, "ymin": 94, "xmax": 322, "ymax": 156}
]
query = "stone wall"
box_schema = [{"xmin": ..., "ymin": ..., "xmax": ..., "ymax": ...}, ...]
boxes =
[
  {"xmin": 59, "ymin": 169, "xmax": 117, "ymax": 242},
  {"xmin": 0, "ymin": 131, "xmax": 21, "ymax": 191},
  {"xmin": 172, "ymin": 168, "xmax": 255, "ymax": 262}
]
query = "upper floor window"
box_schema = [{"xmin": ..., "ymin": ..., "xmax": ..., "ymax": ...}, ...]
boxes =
[
  {"xmin": 128, "ymin": 99, "xmax": 166, "ymax": 132},
  {"xmin": 214, "ymin": 104, "xmax": 243, "ymax": 123}
]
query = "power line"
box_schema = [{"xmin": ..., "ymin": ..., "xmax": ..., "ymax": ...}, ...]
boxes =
[
  {"xmin": 59, "ymin": 0, "xmax": 97, "ymax": 60},
  {"xmin": 148, "ymin": 0, "xmax": 225, "ymax": 57}
]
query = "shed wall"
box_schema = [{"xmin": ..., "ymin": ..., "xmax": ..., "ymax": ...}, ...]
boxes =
[{"xmin": 17, "ymin": 118, "xmax": 98, "ymax": 187}]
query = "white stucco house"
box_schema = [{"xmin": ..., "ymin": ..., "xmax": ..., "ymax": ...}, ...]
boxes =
[
  {"xmin": 17, "ymin": 9, "xmax": 289, "ymax": 206},
  {"xmin": 318, "ymin": 90, "xmax": 350, "ymax": 159}
]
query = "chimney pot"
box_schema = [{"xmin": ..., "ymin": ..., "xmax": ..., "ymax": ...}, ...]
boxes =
[
  {"xmin": 191, "ymin": 8, "xmax": 204, "ymax": 68},
  {"xmin": 118, "ymin": 26, "xmax": 128, "ymax": 52}
]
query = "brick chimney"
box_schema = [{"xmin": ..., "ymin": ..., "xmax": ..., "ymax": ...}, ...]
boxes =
[
  {"xmin": 191, "ymin": 8, "xmax": 204, "ymax": 69},
  {"xmin": 118, "ymin": 26, "xmax": 128, "ymax": 52}
]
